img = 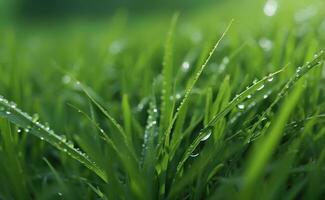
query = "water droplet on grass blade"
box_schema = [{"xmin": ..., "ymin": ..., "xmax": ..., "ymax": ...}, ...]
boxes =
[
  {"xmin": 257, "ymin": 84, "xmax": 265, "ymax": 91},
  {"xmin": 238, "ymin": 104, "xmax": 245, "ymax": 109},
  {"xmin": 190, "ymin": 153, "xmax": 199, "ymax": 158},
  {"xmin": 267, "ymin": 77, "xmax": 274, "ymax": 82},
  {"xmin": 181, "ymin": 61, "xmax": 190, "ymax": 72},
  {"xmin": 259, "ymin": 38, "xmax": 273, "ymax": 51},
  {"xmin": 263, "ymin": 0, "xmax": 278, "ymax": 17},
  {"xmin": 200, "ymin": 129, "xmax": 212, "ymax": 141},
  {"xmin": 62, "ymin": 75, "xmax": 72, "ymax": 84}
]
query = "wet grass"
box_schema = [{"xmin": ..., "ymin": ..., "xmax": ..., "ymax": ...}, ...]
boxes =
[{"xmin": 0, "ymin": 0, "xmax": 325, "ymax": 199}]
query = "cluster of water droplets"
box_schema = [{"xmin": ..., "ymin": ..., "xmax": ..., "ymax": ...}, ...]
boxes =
[
  {"xmin": 0, "ymin": 95, "xmax": 102, "ymax": 172},
  {"xmin": 140, "ymin": 101, "xmax": 159, "ymax": 166}
]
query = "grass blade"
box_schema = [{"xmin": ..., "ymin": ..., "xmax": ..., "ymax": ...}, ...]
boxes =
[
  {"xmin": 0, "ymin": 96, "xmax": 108, "ymax": 182},
  {"xmin": 240, "ymin": 81, "xmax": 304, "ymax": 200}
]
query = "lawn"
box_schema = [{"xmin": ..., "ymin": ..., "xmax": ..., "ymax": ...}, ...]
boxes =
[{"xmin": 0, "ymin": 0, "xmax": 325, "ymax": 199}]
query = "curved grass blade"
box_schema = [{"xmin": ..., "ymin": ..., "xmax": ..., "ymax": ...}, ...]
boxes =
[
  {"xmin": 240, "ymin": 82, "xmax": 304, "ymax": 200},
  {"xmin": 247, "ymin": 50, "xmax": 324, "ymax": 141},
  {"xmin": 78, "ymin": 82, "xmax": 138, "ymax": 160},
  {"xmin": 167, "ymin": 19, "xmax": 234, "ymax": 147},
  {"xmin": 157, "ymin": 20, "xmax": 233, "ymax": 199},
  {"xmin": 174, "ymin": 68, "xmax": 284, "ymax": 176},
  {"xmin": 0, "ymin": 96, "xmax": 108, "ymax": 182}
]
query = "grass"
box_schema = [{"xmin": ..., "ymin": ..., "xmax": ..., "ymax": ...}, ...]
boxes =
[{"xmin": 1, "ymin": 0, "xmax": 325, "ymax": 199}]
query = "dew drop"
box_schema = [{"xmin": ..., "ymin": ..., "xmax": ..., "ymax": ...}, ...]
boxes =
[
  {"xmin": 17, "ymin": 129, "xmax": 22, "ymax": 133},
  {"xmin": 58, "ymin": 192, "xmax": 62, "ymax": 196},
  {"xmin": 238, "ymin": 104, "xmax": 245, "ymax": 109},
  {"xmin": 62, "ymin": 75, "xmax": 71, "ymax": 84},
  {"xmin": 6, "ymin": 111, "xmax": 11, "ymax": 115},
  {"xmin": 267, "ymin": 77, "xmax": 274, "ymax": 82},
  {"xmin": 257, "ymin": 84, "xmax": 265, "ymax": 91},
  {"xmin": 259, "ymin": 38, "xmax": 273, "ymax": 51},
  {"xmin": 153, "ymin": 108, "xmax": 158, "ymax": 113},
  {"xmin": 181, "ymin": 61, "xmax": 190, "ymax": 72},
  {"xmin": 10, "ymin": 103, "xmax": 17, "ymax": 108},
  {"xmin": 200, "ymin": 130, "xmax": 212, "ymax": 141},
  {"xmin": 263, "ymin": 0, "xmax": 278, "ymax": 17},
  {"xmin": 190, "ymin": 153, "xmax": 199, "ymax": 158},
  {"xmin": 40, "ymin": 137, "xmax": 44, "ymax": 140},
  {"xmin": 32, "ymin": 114, "xmax": 39, "ymax": 123},
  {"xmin": 263, "ymin": 94, "xmax": 268, "ymax": 99},
  {"xmin": 247, "ymin": 94, "xmax": 252, "ymax": 99}
]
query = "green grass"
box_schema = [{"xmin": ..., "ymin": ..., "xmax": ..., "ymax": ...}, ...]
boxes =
[{"xmin": 1, "ymin": 0, "xmax": 325, "ymax": 199}]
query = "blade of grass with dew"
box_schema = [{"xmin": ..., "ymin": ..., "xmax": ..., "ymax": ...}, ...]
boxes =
[
  {"xmin": 0, "ymin": 96, "xmax": 108, "ymax": 182},
  {"xmin": 78, "ymin": 82, "xmax": 138, "ymax": 161},
  {"xmin": 168, "ymin": 19, "xmax": 234, "ymax": 149},
  {"xmin": 246, "ymin": 50, "xmax": 324, "ymax": 142},
  {"xmin": 239, "ymin": 81, "xmax": 304, "ymax": 200},
  {"xmin": 174, "ymin": 68, "xmax": 284, "ymax": 176},
  {"xmin": 157, "ymin": 20, "xmax": 233, "ymax": 198},
  {"xmin": 159, "ymin": 13, "xmax": 178, "ymax": 138},
  {"xmin": 141, "ymin": 97, "xmax": 159, "ymax": 199},
  {"xmin": 68, "ymin": 103, "xmax": 147, "ymax": 199}
]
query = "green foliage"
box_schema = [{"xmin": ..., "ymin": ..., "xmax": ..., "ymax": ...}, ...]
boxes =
[{"xmin": 0, "ymin": 0, "xmax": 325, "ymax": 199}]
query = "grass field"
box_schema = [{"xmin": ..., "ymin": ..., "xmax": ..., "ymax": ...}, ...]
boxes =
[{"xmin": 1, "ymin": 0, "xmax": 325, "ymax": 199}]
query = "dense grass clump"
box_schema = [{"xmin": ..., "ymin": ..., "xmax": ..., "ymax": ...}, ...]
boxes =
[{"xmin": 0, "ymin": 0, "xmax": 325, "ymax": 199}]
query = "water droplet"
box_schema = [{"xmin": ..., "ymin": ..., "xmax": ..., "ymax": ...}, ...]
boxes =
[
  {"xmin": 238, "ymin": 104, "xmax": 245, "ymax": 109},
  {"xmin": 247, "ymin": 95, "xmax": 252, "ymax": 99},
  {"xmin": 61, "ymin": 135, "xmax": 67, "ymax": 142},
  {"xmin": 58, "ymin": 192, "xmax": 62, "ymax": 196},
  {"xmin": 263, "ymin": 0, "xmax": 278, "ymax": 17},
  {"xmin": 181, "ymin": 61, "xmax": 190, "ymax": 72},
  {"xmin": 62, "ymin": 75, "xmax": 71, "ymax": 84},
  {"xmin": 17, "ymin": 129, "xmax": 22, "ymax": 133},
  {"xmin": 32, "ymin": 114, "xmax": 39, "ymax": 123},
  {"xmin": 257, "ymin": 84, "xmax": 265, "ymax": 91},
  {"xmin": 200, "ymin": 130, "xmax": 212, "ymax": 141},
  {"xmin": 263, "ymin": 94, "xmax": 268, "ymax": 99},
  {"xmin": 109, "ymin": 40, "xmax": 125, "ymax": 55},
  {"xmin": 6, "ymin": 111, "xmax": 11, "ymax": 115},
  {"xmin": 267, "ymin": 77, "xmax": 274, "ymax": 82},
  {"xmin": 190, "ymin": 153, "xmax": 199, "ymax": 158},
  {"xmin": 153, "ymin": 108, "xmax": 158, "ymax": 113},
  {"xmin": 10, "ymin": 102, "xmax": 17, "ymax": 108},
  {"xmin": 40, "ymin": 137, "xmax": 44, "ymax": 140},
  {"xmin": 296, "ymin": 67, "xmax": 301, "ymax": 73},
  {"xmin": 259, "ymin": 38, "xmax": 273, "ymax": 51}
]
